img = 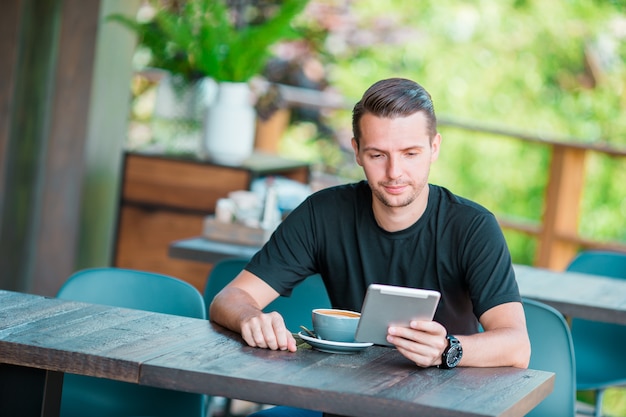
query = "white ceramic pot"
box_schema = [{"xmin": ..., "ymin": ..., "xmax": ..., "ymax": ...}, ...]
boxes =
[{"xmin": 202, "ymin": 82, "xmax": 256, "ymax": 165}]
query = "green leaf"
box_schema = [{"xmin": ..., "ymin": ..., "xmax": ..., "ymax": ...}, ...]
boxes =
[{"xmin": 107, "ymin": 0, "xmax": 309, "ymax": 83}]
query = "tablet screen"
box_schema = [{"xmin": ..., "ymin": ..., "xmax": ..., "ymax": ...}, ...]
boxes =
[{"xmin": 354, "ymin": 284, "xmax": 441, "ymax": 346}]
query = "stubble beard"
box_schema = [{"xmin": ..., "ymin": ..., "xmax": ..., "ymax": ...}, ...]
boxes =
[{"xmin": 372, "ymin": 182, "xmax": 419, "ymax": 208}]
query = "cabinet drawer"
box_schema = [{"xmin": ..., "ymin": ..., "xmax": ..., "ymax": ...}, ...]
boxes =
[{"xmin": 122, "ymin": 154, "xmax": 250, "ymax": 212}]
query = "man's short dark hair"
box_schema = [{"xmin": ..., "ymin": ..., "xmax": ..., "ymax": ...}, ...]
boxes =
[{"xmin": 352, "ymin": 78, "xmax": 437, "ymax": 147}]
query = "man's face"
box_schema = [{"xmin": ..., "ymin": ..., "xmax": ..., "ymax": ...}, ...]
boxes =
[{"xmin": 351, "ymin": 112, "xmax": 441, "ymax": 210}]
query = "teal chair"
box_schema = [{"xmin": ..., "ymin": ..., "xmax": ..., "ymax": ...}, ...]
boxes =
[
  {"xmin": 523, "ymin": 298, "xmax": 577, "ymax": 417},
  {"xmin": 204, "ymin": 258, "xmax": 331, "ymax": 417},
  {"xmin": 566, "ymin": 250, "xmax": 626, "ymax": 417},
  {"xmin": 204, "ymin": 258, "xmax": 332, "ymax": 332},
  {"xmin": 56, "ymin": 267, "xmax": 208, "ymax": 417}
]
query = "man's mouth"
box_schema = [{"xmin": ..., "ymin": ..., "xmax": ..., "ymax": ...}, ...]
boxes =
[{"xmin": 383, "ymin": 184, "xmax": 408, "ymax": 195}]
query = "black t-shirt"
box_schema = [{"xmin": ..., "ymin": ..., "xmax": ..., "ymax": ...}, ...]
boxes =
[{"xmin": 246, "ymin": 181, "xmax": 520, "ymax": 335}]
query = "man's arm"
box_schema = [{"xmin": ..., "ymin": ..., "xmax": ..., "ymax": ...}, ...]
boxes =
[
  {"xmin": 387, "ymin": 302, "xmax": 530, "ymax": 368},
  {"xmin": 456, "ymin": 302, "xmax": 530, "ymax": 368},
  {"xmin": 209, "ymin": 270, "xmax": 298, "ymax": 352}
]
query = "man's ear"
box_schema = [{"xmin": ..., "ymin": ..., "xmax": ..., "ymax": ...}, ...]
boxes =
[
  {"xmin": 431, "ymin": 133, "xmax": 442, "ymax": 162},
  {"xmin": 351, "ymin": 137, "xmax": 363, "ymax": 166}
]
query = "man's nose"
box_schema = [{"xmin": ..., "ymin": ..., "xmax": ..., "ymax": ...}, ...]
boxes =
[{"xmin": 386, "ymin": 155, "xmax": 403, "ymax": 179}]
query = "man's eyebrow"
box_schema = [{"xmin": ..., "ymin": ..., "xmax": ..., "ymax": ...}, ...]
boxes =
[{"xmin": 361, "ymin": 145, "xmax": 426, "ymax": 152}]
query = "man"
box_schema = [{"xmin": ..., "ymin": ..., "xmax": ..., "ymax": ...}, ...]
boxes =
[{"xmin": 210, "ymin": 77, "xmax": 530, "ymax": 416}]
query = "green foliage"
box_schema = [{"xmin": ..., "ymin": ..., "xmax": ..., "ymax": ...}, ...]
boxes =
[
  {"xmin": 327, "ymin": 0, "xmax": 625, "ymax": 145},
  {"xmin": 107, "ymin": 12, "xmax": 197, "ymax": 81},
  {"xmin": 108, "ymin": 0, "xmax": 309, "ymax": 82},
  {"xmin": 283, "ymin": 0, "xmax": 626, "ymax": 266}
]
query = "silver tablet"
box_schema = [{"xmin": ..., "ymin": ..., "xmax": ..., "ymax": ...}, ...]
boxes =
[{"xmin": 354, "ymin": 284, "xmax": 441, "ymax": 346}]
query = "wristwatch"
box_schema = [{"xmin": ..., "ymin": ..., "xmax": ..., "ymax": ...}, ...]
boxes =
[{"xmin": 439, "ymin": 335, "xmax": 463, "ymax": 369}]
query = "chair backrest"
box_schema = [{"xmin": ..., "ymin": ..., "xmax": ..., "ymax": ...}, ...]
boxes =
[
  {"xmin": 565, "ymin": 250, "xmax": 626, "ymax": 391},
  {"xmin": 204, "ymin": 258, "xmax": 332, "ymax": 332},
  {"xmin": 567, "ymin": 250, "xmax": 626, "ymax": 280},
  {"xmin": 523, "ymin": 298, "xmax": 576, "ymax": 417},
  {"xmin": 56, "ymin": 267, "xmax": 207, "ymax": 417}
]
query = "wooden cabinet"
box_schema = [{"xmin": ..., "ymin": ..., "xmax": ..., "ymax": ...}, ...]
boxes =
[{"xmin": 113, "ymin": 152, "xmax": 310, "ymax": 292}]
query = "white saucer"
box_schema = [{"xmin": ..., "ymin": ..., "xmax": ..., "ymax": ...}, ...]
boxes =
[{"xmin": 297, "ymin": 332, "xmax": 373, "ymax": 354}]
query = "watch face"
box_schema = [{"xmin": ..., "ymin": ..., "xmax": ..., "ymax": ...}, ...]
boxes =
[
  {"xmin": 442, "ymin": 336, "xmax": 463, "ymax": 368},
  {"xmin": 446, "ymin": 345, "xmax": 463, "ymax": 367}
]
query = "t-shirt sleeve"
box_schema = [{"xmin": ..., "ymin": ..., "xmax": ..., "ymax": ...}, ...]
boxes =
[
  {"xmin": 459, "ymin": 212, "xmax": 521, "ymax": 319},
  {"xmin": 245, "ymin": 196, "xmax": 320, "ymax": 296}
]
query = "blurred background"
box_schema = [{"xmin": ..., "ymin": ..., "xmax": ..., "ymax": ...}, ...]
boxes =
[{"xmin": 125, "ymin": 0, "xmax": 626, "ymax": 265}]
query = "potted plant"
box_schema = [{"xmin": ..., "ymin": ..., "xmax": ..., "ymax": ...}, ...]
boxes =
[{"xmin": 109, "ymin": 0, "xmax": 309, "ymax": 164}]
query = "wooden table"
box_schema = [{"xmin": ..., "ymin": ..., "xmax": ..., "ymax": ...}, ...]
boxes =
[
  {"xmin": 514, "ymin": 264, "xmax": 626, "ymax": 325},
  {"xmin": 168, "ymin": 237, "xmax": 626, "ymax": 325},
  {"xmin": 0, "ymin": 289, "xmax": 553, "ymax": 417},
  {"xmin": 169, "ymin": 236, "xmax": 259, "ymax": 264}
]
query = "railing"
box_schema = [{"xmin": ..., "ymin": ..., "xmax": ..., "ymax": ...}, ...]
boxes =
[
  {"xmin": 272, "ymin": 84, "xmax": 626, "ymax": 271},
  {"xmin": 438, "ymin": 119, "xmax": 626, "ymax": 270}
]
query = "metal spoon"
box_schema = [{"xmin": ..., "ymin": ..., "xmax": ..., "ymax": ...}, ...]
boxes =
[{"xmin": 299, "ymin": 325, "xmax": 319, "ymax": 339}]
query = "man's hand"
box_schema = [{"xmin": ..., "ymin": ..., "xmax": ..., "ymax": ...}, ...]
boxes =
[
  {"xmin": 210, "ymin": 271, "xmax": 298, "ymax": 352},
  {"xmin": 386, "ymin": 320, "xmax": 448, "ymax": 367},
  {"xmin": 240, "ymin": 310, "xmax": 298, "ymax": 352}
]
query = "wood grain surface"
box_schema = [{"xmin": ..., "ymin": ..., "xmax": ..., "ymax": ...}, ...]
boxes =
[
  {"xmin": 515, "ymin": 264, "xmax": 626, "ymax": 324},
  {"xmin": 0, "ymin": 290, "xmax": 554, "ymax": 417}
]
